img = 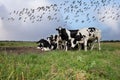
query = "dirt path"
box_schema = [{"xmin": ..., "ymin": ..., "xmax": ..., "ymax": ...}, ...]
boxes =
[{"xmin": 0, "ymin": 47, "xmax": 42, "ymax": 54}]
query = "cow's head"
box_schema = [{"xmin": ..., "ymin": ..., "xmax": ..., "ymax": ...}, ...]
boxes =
[
  {"xmin": 50, "ymin": 35, "xmax": 56, "ymax": 42},
  {"xmin": 87, "ymin": 27, "xmax": 96, "ymax": 32},
  {"xmin": 47, "ymin": 36, "xmax": 53, "ymax": 43},
  {"xmin": 56, "ymin": 27, "xmax": 65, "ymax": 36}
]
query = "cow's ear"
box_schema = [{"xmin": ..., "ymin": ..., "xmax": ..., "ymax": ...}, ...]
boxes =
[
  {"xmin": 56, "ymin": 28, "xmax": 58, "ymax": 31},
  {"xmin": 47, "ymin": 37, "xmax": 50, "ymax": 39},
  {"xmin": 79, "ymin": 33, "xmax": 83, "ymax": 38},
  {"xmin": 36, "ymin": 40, "xmax": 40, "ymax": 43},
  {"xmin": 50, "ymin": 35, "xmax": 53, "ymax": 37},
  {"xmin": 36, "ymin": 41, "xmax": 39, "ymax": 44},
  {"xmin": 63, "ymin": 28, "xmax": 65, "ymax": 29}
]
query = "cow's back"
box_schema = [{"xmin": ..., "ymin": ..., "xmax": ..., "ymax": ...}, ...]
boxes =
[{"xmin": 69, "ymin": 30, "xmax": 79, "ymax": 38}]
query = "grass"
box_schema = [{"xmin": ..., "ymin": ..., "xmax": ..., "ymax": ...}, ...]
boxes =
[
  {"xmin": 0, "ymin": 42, "xmax": 120, "ymax": 80},
  {"xmin": 0, "ymin": 41, "xmax": 36, "ymax": 47}
]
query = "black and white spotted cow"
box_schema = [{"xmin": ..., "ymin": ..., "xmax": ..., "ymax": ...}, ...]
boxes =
[
  {"xmin": 70, "ymin": 27, "xmax": 101, "ymax": 51},
  {"xmin": 36, "ymin": 39, "xmax": 51, "ymax": 51},
  {"xmin": 47, "ymin": 34, "xmax": 61, "ymax": 50},
  {"xmin": 56, "ymin": 27, "xmax": 79, "ymax": 51},
  {"xmin": 36, "ymin": 34, "xmax": 61, "ymax": 51}
]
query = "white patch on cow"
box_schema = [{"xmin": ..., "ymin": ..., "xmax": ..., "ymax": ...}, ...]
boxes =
[
  {"xmin": 42, "ymin": 47, "xmax": 50, "ymax": 51},
  {"xmin": 51, "ymin": 45, "xmax": 54, "ymax": 50},
  {"xmin": 58, "ymin": 27, "xmax": 62, "ymax": 31},
  {"xmin": 37, "ymin": 47, "xmax": 41, "ymax": 49},
  {"xmin": 71, "ymin": 38, "xmax": 76, "ymax": 48},
  {"xmin": 47, "ymin": 37, "xmax": 51, "ymax": 44},
  {"xmin": 65, "ymin": 29, "xmax": 71, "ymax": 40},
  {"xmin": 78, "ymin": 28, "xmax": 89, "ymax": 37},
  {"xmin": 78, "ymin": 40, "xmax": 84, "ymax": 43}
]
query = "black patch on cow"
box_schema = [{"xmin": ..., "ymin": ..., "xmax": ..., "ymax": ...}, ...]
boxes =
[
  {"xmin": 56, "ymin": 27, "xmax": 79, "ymax": 41},
  {"xmin": 54, "ymin": 35, "xmax": 58, "ymax": 41},
  {"xmin": 93, "ymin": 34, "xmax": 95, "ymax": 37},
  {"xmin": 88, "ymin": 27, "xmax": 96, "ymax": 32},
  {"xmin": 69, "ymin": 30, "xmax": 79, "ymax": 38},
  {"xmin": 67, "ymin": 40, "xmax": 72, "ymax": 49},
  {"xmin": 61, "ymin": 28, "xmax": 69, "ymax": 41},
  {"xmin": 73, "ymin": 39, "xmax": 77, "ymax": 44},
  {"xmin": 56, "ymin": 28, "xmax": 69, "ymax": 41},
  {"xmin": 47, "ymin": 35, "xmax": 59, "ymax": 50},
  {"xmin": 75, "ymin": 33, "xmax": 83, "ymax": 41},
  {"xmin": 81, "ymin": 43, "xmax": 84, "ymax": 50},
  {"xmin": 67, "ymin": 40, "xmax": 78, "ymax": 50},
  {"xmin": 70, "ymin": 33, "xmax": 84, "ymax": 48},
  {"xmin": 37, "ymin": 39, "xmax": 51, "ymax": 48},
  {"xmin": 82, "ymin": 35, "xmax": 86, "ymax": 38},
  {"xmin": 89, "ymin": 33, "xmax": 91, "ymax": 36},
  {"xmin": 48, "ymin": 35, "xmax": 58, "ymax": 43},
  {"xmin": 50, "ymin": 35, "xmax": 53, "ymax": 39},
  {"xmin": 47, "ymin": 36, "xmax": 53, "ymax": 43},
  {"xmin": 51, "ymin": 42, "xmax": 57, "ymax": 50}
]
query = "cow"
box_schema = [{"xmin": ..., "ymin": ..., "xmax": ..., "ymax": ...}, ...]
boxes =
[
  {"xmin": 56, "ymin": 27, "xmax": 79, "ymax": 51},
  {"xmin": 36, "ymin": 39, "xmax": 51, "ymax": 51},
  {"xmin": 36, "ymin": 34, "xmax": 61, "ymax": 51},
  {"xmin": 70, "ymin": 27, "xmax": 101, "ymax": 51},
  {"xmin": 47, "ymin": 34, "xmax": 60, "ymax": 50}
]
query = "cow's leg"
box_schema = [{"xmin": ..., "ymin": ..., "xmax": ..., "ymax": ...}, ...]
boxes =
[
  {"xmin": 98, "ymin": 42, "xmax": 101, "ymax": 50},
  {"xmin": 78, "ymin": 41, "xmax": 84, "ymax": 50},
  {"xmin": 98, "ymin": 39, "xmax": 101, "ymax": 50},
  {"xmin": 56, "ymin": 40, "xmax": 59, "ymax": 49},
  {"xmin": 78, "ymin": 43, "xmax": 81, "ymax": 51},
  {"xmin": 87, "ymin": 42, "xmax": 92, "ymax": 50},
  {"xmin": 76, "ymin": 41, "xmax": 81, "ymax": 51},
  {"xmin": 65, "ymin": 41, "xmax": 68, "ymax": 51},
  {"xmin": 90, "ymin": 40, "xmax": 95, "ymax": 50},
  {"xmin": 84, "ymin": 39, "xmax": 87, "ymax": 51},
  {"xmin": 58, "ymin": 41, "xmax": 62, "ymax": 50},
  {"xmin": 61, "ymin": 41, "xmax": 65, "ymax": 50},
  {"xmin": 62, "ymin": 41, "xmax": 66, "ymax": 50}
]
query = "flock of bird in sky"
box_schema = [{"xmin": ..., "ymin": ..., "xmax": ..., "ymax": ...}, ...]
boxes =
[{"xmin": 0, "ymin": 0, "xmax": 120, "ymax": 25}]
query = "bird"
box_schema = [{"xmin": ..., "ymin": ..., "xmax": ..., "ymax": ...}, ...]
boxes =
[{"xmin": 0, "ymin": 0, "xmax": 119, "ymax": 26}]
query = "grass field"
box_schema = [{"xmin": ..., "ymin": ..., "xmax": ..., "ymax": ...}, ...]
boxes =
[{"xmin": 0, "ymin": 41, "xmax": 120, "ymax": 80}]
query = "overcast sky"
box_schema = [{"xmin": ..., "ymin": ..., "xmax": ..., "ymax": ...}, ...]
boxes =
[{"xmin": 0, "ymin": 0, "xmax": 120, "ymax": 41}]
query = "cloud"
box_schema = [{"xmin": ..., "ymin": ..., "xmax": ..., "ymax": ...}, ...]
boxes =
[
  {"xmin": 0, "ymin": 0, "xmax": 65, "ymax": 41},
  {"xmin": 1, "ymin": 0, "xmax": 52, "ymax": 9},
  {"xmin": 97, "ymin": 5, "xmax": 120, "ymax": 33},
  {"xmin": 0, "ymin": 20, "xmax": 7, "ymax": 39},
  {"xmin": 96, "ymin": 4, "xmax": 120, "ymax": 40},
  {"xmin": 0, "ymin": 0, "xmax": 120, "ymax": 41},
  {"xmin": 0, "ymin": 15, "xmax": 64, "ymax": 41},
  {"xmin": 0, "ymin": 18, "xmax": 63, "ymax": 41}
]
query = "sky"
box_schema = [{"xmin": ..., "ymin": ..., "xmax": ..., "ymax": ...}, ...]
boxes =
[{"xmin": 0, "ymin": 0, "xmax": 120, "ymax": 41}]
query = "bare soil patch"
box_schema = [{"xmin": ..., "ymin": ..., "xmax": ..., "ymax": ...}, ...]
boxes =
[{"xmin": 0, "ymin": 47, "xmax": 42, "ymax": 54}]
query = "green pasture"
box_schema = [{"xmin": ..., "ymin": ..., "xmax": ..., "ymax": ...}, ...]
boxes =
[{"xmin": 0, "ymin": 41, "xmax": 120, "ymax": 80}]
